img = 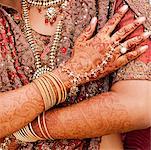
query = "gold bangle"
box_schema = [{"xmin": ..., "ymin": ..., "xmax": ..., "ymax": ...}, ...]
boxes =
[
  {"xmin": 51, "ymin": 73, "xmax": 67, "ymax": 103},
  {"xmin": 34, "ymin": 75, "xmax": 58, "ymax": 110},
  {"xmin": 38, "ymin": 115, "xmax": 48, "ymax": 139},
  {"xmin": 39, "ymin": 76, "xmax": 51, "ymax": 110},
  {"xmin": 44, "ymin": 73, "xmax": 62, "ymax": 104},
  {"xmin": 42, "ymin": 76, "xmax": 56, "ymax": 107},
  {"xmin": 48, "ymin": 73, "xmax": 63, "ymax": 104},
  {"xmin": 24, "ymin": 125, "xmax": 39, "ymax": 142},
  {"xmin": 14, "ymin": 119, "xmax": 44, "ymax": 142},
  {"xmin": 43, "ymin": 74, "xmax": 58, "ymax": 105},
  {"xmin": 28, "ymin": 123, "xmax": 45, "ymax": 141},
  {"xmin": 13, "ymin": 131, "xmax": 25, "ymax": 142},
  {"xmin": 20, "ymin": 127, "xmax": 30, "ymax": 141},
  {"xmin": 34, "ymin": 77, "xmax": 50, "ymax": 110},
  {"xmin": 18, "ymin": 129, "xmax": 29, "ymax": 142},
  {"xmin": 14, "ymin": 130, "xmax": 30, "ymax": 142},
  {"xmin": 42, "ymin": 112, "xmax": 54, "ymax": 140},
  {"xmin": 44, "ymin": 72, "xmax": 67, "ymax": 104},
  {"xmin": 33, "ymin": 72, "xmax": 67, "ymax": 110},
  {"xmin": 14, "ymin": 127, "xmax": 38, "ymax": 142},
  {"xmin": 33, "ymin": 78, "xmax": 47, "ymax": 110}
]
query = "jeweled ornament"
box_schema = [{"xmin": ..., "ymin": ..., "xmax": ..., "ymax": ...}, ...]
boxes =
[{"xmin": 45, "ymin": 7, "xmax": 57, "ymax": 24}]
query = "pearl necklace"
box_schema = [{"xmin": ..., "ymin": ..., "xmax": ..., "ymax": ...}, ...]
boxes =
[
  {"xmin": 21, "ymin": 0, "xmax": 67, "ymax": 79},
  {"xmin": 27, "ymin": 0, "xmax": 65, "ymax": 8}
]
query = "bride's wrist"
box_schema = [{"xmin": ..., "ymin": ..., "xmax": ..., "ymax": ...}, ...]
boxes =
[
  {"xmin": 53, "ymin": 60, "xmax": 92, "ymax": 96},
  {"xmin": 52, "ymin": 66, "xmax": 73, "ymax": 90}
]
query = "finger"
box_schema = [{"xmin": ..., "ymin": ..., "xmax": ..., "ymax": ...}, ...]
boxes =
[
  {"xmin": 97, "ymin": 5, "xmax": 128, "ymax": 37},
  {"xmin": 76, "ymin": 17, "xmax": 97, "ymax": 42},
  {"xmin": 115, "ymin": 45, "xmax": 148, "ymax": 67},
  {"xmin": 111, "ymin": 17, "xmax": 146, "ymax": 43},
  {"xmin": 115, "ymin": 31, "xmax": 151, "ymax": 55},
  {"xmin": 122, "ymin": 31, "xmax": 151, "ymax": 50}
]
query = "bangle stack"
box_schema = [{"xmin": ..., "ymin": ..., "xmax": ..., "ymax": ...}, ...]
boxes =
[
  {"xmin": 37, "ymin": 112, "xmax": 53, "ymax": 140},
  {"xmin": 13, "ymin": 123, "xmax": 44, "ymax": 142},
  {"xmin": 13, "ymin": 112, "xmax": 53, "ymax": 142},
  {"xmin": 13, "ymin": 72, "xmax": 67, "ymax": 142},
  {"xmin": 33, "ymin": 72, "xmax": 67, "ymax": 111}
]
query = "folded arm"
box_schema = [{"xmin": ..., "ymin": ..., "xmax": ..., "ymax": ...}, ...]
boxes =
[
  {"xmin": 31, "ymin": 80, "xmax": 150, "ymax": 139},
  {"xmin": 0, "ymin": 83, "xmax": 44, "ymax": 138}
]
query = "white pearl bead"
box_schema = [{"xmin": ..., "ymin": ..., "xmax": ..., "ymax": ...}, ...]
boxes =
[{"xmin": 120, "ymin": 47, "xmax": 127, "ymax": 54}]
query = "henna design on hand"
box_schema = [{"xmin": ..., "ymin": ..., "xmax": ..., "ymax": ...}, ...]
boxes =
[{"xmin": 65, "ymin": 5, "xmax": 151, "ymax": 85}]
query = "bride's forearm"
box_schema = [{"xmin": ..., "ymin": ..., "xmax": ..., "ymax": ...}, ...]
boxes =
[
  {"xmin": 0, "ymin": 67, "xmax": 71, "ymax": 138},
  {"xmin": 32, "ymin": 90, "xmax": 149, "ymax": 139},
  {"xmin": 0, "ymin": 83, "xmax": 44, "ymax": 138}
]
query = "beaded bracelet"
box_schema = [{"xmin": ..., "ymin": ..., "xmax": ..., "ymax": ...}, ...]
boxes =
[{"xmin": 60, "ymin": 45, "xmax": 115, "ymax": 95}]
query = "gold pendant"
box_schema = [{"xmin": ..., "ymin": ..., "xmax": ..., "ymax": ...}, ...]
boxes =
[{"xmin": 45, "ymin": 7, "xmax": 58, "ymax": 25}]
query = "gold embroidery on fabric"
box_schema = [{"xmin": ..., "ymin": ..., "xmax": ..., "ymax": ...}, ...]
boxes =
[
  {"xmin": 124, "ymin": 0, "xmax": 151, "ymax": 31},
  {"xmin": 113, "ymin": 61, "xmax": 151, "ymax": 83}
]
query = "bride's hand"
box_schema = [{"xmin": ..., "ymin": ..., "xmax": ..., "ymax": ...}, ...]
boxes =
[{"xmin": 64, "ymin": 5, "xmax": 150, "ymax": 84}]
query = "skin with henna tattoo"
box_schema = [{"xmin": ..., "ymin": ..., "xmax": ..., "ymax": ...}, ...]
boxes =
[
  {"xmin": 0, "ymin": 83, "xmax": 44, "ymax": 138},
  {"xmin": 31, "ymin": 86, "xmax": 150, "ymax": 139},
  {"xmin": 0, "ymin": 4, "xmax": 150, "ymax": 140},
  {"xmin": 64, "ymin": 5, "xmax": 150, "ymax": 84}
]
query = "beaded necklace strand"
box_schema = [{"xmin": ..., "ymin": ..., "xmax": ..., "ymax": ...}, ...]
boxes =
[{"xmin": 21, "ymin": 0, "xmax": 68, "ymax": 79}]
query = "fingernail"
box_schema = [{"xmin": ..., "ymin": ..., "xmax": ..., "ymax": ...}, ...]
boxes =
[
  {"xmin": 120, "ymin": 5, "xmax": 128, "ymax": 11},
  {"xmin": 137, "ymin": 17, "xmax": 146, "ymax": 23},
  {"xmin": 144, "ymin": 31, "xmax": 151, "ymax": 37},
  {"xmin": 91, "ymin": 17, "xmax": 97, "ymax": 24},
  {"xmin": 140, "ymin": 45, "xmax": 148, "ymax": 52}
]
